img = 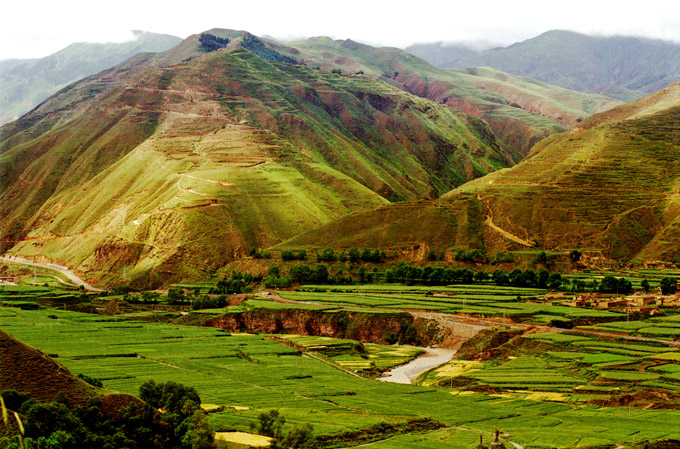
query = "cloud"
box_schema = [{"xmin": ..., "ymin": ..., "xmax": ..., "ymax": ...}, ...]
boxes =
[{"xmin": 2, "ymin": 0, "xmax": 680, "ymax": 60}]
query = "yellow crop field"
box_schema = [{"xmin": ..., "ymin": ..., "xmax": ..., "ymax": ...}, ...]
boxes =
[{"xmin": 214, "ymin": 431, "xmax": 272, "ymax": 447}]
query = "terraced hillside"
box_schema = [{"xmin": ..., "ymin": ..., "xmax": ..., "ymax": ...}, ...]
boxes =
[
  {"xmin": 0, "ymin": 30, "xmax": 520, "ymax": 287},
  {"xmin": 285, "ymin": 82, "xmax": 680, "ymax": 263},
  {"xmin": 286, "ymin": 37, "xmax": 619, "ymax": 156}
]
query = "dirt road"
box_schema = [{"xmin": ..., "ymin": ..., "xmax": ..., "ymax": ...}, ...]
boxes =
[{"xmin": 0, "ymin": 255, "xmax": 102, "ymax": 292}]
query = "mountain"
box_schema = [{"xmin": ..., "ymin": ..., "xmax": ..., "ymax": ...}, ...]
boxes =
[
  {"xmin": 285, "ymin": 36, "xmax": 618, "ymax": 156},
  {"xmin": 405, "ymin": 42, "xmax": 478, "ymax": 68},
  {"xmin": 455, "ymin": 67, "xmax": 620, "ymax": 127},
  {"xmin": 0, "ymin": 31, "xmax": 182, "ymax": 125},
  {"xmin": 412, "ymin": 30, "xmax": 680, "ymax": 102},
  {"xmin": 283, "ymin": 82, "xmax": 680, "ymax": 264},
  {"xmin": 0, "ymin": 29, "xmax": 628, "ymax": 286},
  {"xmin": 0, "ymin": 30, "xmax": 523, "ymax": 287}
]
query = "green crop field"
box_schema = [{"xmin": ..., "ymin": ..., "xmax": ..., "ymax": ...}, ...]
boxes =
[
  {"xmin": 3, "ymin": 302, "xmax": 680, "ymax": 448},
  {"xmin": 276, "ymin": 286, "xmax": 624, "ymax": 323}
]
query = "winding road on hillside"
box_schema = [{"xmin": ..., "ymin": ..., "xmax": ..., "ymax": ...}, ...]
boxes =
[
  {"xmin": 477, "ymin": 194, "xmax": 535, "ymax": 247},
  {"xmin": 0, "ymin": 255, "xmax": 102, "ymax": 292}
]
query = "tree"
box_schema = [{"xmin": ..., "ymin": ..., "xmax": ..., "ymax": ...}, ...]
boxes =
[
  {"xmin": 641, "ymin": 279, "xmax": 651, "ymax": 292},
  {"xmin": 617, "ymin": 278, "xmax": 633, "ymax": 295},
  {"xmin": 569, "ymin": 250, "xmax": 582, "ymax": 263},
  {"xmin": 268, "ymin": 266, "xmax": 280, "ymax": 277},
  {"xmin": 533, "ymin": 251, "xmax": 548, "ymax": 265},
  {"xmin": 179, "ymin": 410, "xmax": 214, "ymax": 449},
  {"xmin": 492, "ymin": 269, "xmax": 509, "ymax": 286},
  {"xmin": 281, "ymin": 251, "xmax": 296, "ymax": 261},
  {"xmin": 289, "ymin": 265, "xmax": 312, "ymax": 284},
  {"xmin": 537, "ymin": 269, "xmax": 550, "ymax": 289},
  {"xmin": 521, "ymin": 269, "xmax": 537, "ymax": 287},
  {"xmin": 547, "ymin": 273, "xmax": 563, "ymax": 290},
  {"xmin": 357, "ymin": 266, "xmax": 367, "ymax": 283},
  {"xmin": 473, "ymin": 271, "xmax": 490, "ymax": 283},
  {"xmin": 660, "ymin": 277, "xmax": 677, "ymax": 295},
  {"xmin": 317, "ymin": 248, "xmax": 335, "ymax": 262},
  {"xmin": 198, "ymin": 33, "xmax": 230, "ymax": 52},
  {"xmin": 598, "ymin": 276, "xmax": 632, "ymax": 294},
  {"xmin": 509, "ymin": 269, "xmax": 524, "ymax": 286},
  {"xmin": 460, "ymin": 268, "xmax": 474, "ymax": 284},
  {"xmin": 427, "ymin": 249, "xmax": 437, "ymax": 261},
  {"xmin": 252, "ymin": 410, "xmax": 285, "ymax": 439},
  {"xmin": 168, "ymin": 288, "xmax": 186, "ymax": 304},
  {"xmin": 348, "ymin": 247, "xmax": 360, "ymax": 262},
  {"xmin": 311, "ymin": 264, "xmax": 329, "ymax": 284},
  {"xmin": 283, "ymin": 423, "xmax": 316, "ymax": 449},
  {"xmin": 139, "ymin": 380, "xmax": 200, "ymax": 414}
]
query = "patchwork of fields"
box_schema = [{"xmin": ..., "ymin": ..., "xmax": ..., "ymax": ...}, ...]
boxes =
[
  {"xmin": 279, "ymin": 285, "xmax": 624, "ymax": 324},
  {"xmin": 3, "ymin": 287, "xmax": 680, "ymax": 448}
]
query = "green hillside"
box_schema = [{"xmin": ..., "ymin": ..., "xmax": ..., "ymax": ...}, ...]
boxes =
[
  {"xmin": 285, "ymin": 82, "xmax": 680, "ymax": 264},
  {"xmin": 0, "ymin": 31, "xmax": 517, "ymax": 287},
  {"xmin": 0, "ymin": 31, "xmax": 182, "ymax": 125},
  {"xmin": 287, "ymin": 36, "xmax": 618, "ymax": 155},
  {"xmin": 449, "ymin": 30, "xmax": 680, "ymax": 101}
]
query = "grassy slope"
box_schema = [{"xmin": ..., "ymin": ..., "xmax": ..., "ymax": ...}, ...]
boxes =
[
  {"xmin": 453, "ymin": 82, "xmax": 680, "ymax": 260},
  {"xmin": 286, "ymin": 37, "xmax": 618, "ymax": 156},
  {"xmin": 458, "ymin": 67, "xmax": 621, "ymax": 126},
  {"xmin": 0, "ymin": 33, "xmax": 515, "ymax": 287},
  {"xmin": 0, "ymin": 327, "xmax": 97, "ymax": 405},
  {"xmin": 286, "ymin": 82, "xmax": 680, "ymax": 262}
]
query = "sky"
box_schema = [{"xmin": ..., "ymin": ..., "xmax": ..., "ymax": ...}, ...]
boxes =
[{"xmin": 3, "ymin": 0, "xmax": 680, "ymax": 60}]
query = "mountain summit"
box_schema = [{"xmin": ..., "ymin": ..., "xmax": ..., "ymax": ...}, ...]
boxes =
[{"xmin": 0, "ymin": 29, "xmax": 528, "ymax": 286}]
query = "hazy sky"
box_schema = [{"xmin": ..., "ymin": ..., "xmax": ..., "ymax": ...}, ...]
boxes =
[{"xmin": 3, "ymin": 0, "xmax": 680, "ymax": 60}]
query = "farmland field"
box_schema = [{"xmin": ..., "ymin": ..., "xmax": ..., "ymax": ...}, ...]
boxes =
[
  {"xmin": 277, "ymin": 287, "xmax": 625, "ymax": 323},
  {"xmin": 3, "ymin": 295, "xmax": 680, "ymax": 448}
]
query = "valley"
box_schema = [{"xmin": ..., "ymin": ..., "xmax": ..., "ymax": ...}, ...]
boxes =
[
  {"xmin": 3, "ymin": 24, "xmax": 680, "ymax": 449},
  {"xmin": 3, "ymin": 265, "xmax": 680, "ymax": 448}
]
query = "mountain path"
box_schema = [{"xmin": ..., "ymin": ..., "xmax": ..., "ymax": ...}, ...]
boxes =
[{"xmin": 478, "ymin": 195, "xmax": 534, "ymax": 247}]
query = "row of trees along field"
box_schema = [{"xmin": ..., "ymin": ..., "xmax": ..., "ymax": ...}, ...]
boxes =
[
  {"xmin": 253, "ymin": 248, "xmax": 589, "ymax": 265},
  {"xmin": 262, "ymin": 263, "xmax": 566, "ymax": 289},
  {"xmin": 120, "ymin": 269, "xmax": 672, "ymax": 310},
  {"xmin": 253, "ymin": 247, "xmax": 387, "ymax": 263}
]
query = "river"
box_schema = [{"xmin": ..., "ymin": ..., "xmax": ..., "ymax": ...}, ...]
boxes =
[{"xmin": 377, "ymin": 347, "xmax": 456, "ymax": 384}]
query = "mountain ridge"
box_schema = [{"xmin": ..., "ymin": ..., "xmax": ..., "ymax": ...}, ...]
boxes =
[
  {"xmin": 0, "ymin": 30, "xmax": 519, "ymax": 286},
  {"xmin": 284, "ymin": 81, "xmax": 680, "ymax": 264},
  {"xmin": 0, "ymin": 31, "xmax": 182, "ymax": 125},
  {"xmin": 408, "ymin": 30, "xmax": 680, "ymax": 102}
]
